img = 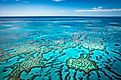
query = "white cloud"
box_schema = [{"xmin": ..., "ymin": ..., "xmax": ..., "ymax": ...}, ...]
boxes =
[
  {"xmin": 14, "ymin": 0, "xmax": 30, "ymax": 3},
  {"xmin": 92, "ymin": 6, "xmax": 103, "ymax": 10},
  {"xmin": 0, "ymin": 6, "xmax": 121, "ymax": 16},
  {"xmin": 52, "ymin": 0, "xmax": 65, "ymax": 2},
  {"xmin": 74, "ymin": 7, "xmax": 121, "ymax": 12}
]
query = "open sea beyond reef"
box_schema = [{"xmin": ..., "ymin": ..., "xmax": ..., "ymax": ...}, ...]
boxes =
[{"xmin": 0, "ymin": 16, "xmax": 121, "ymax": 80}]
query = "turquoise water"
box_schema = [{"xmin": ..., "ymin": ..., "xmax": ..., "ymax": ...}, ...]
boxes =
[{"xmin": 0, "ymin": 17, "xmax": 121, "ymax": 80}]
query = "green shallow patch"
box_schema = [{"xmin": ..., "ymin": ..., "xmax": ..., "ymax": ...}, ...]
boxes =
[{"xmin": 66, "ymin": 55, "xmax": 98, "ymax": 73}]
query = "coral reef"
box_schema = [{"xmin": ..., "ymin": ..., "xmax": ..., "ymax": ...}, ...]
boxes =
[
  {"xmin": 9, "ymin": 53, "xmax": 45, "ymax": 79},
  {"xmin": 0, "ymin": 42, "xmax": 41, "ymax": 62},
  {"xmin": 66, "ymin": 55, "xmax": 98, "ymax": 73},
  {"xmin": 81, "ymin": 36, "xmax": 104, "ymax": 50}
]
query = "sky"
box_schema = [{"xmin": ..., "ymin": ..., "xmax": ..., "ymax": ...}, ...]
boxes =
[{"xmin": 0, "ymin": 0, "xmax": 121, "ymax": 16}]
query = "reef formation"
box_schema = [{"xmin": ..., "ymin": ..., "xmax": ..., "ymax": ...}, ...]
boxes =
[{"xmin": 66, "ymin": 55, "xmax": 98, "ymax": 73}]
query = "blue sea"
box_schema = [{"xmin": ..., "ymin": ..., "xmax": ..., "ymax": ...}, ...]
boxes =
[{"xmin": 0, "ymin": 16, "xmax": 121, "ymax": 80}]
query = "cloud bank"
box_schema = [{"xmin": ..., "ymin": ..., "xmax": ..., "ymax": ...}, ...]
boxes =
[
  {"xmin": 0, "ymin": 6, "xmax": 121, "ymax": 16},
  {"xmin": 74, "ymin": 7, "xmax": 121, "ymax": 12},
  {"xmin": 52, "ymin": 0, "xmax": 65, "ymax": 2}
]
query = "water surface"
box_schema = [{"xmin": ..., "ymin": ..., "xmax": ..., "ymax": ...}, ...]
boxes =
[{"xmin": 0, "ymin": 17, "xmax": 121, "ymax": 80}]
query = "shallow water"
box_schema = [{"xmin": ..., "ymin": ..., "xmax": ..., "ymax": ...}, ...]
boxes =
[{"xmin": 0, "ymin": 17, "xmax": 121, "ymax": 80}]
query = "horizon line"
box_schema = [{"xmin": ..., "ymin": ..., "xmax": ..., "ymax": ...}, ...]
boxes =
[{"xmin": 0, "ymin": 15, "xmax": 121, "ymax": 18}]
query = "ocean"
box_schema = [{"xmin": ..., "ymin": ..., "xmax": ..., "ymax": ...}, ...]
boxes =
[{"xmin": 0, "ymin": 16, "xmax": 121, "ymax": 80}]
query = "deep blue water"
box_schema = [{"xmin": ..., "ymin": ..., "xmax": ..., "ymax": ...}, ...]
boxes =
[{"xmin": 0, "ymin": 17, "xmax": 121, "ymax": 80}]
